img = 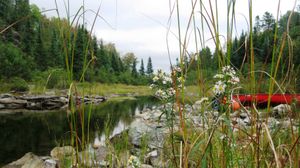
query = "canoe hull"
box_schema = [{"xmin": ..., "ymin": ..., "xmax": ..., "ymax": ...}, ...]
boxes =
[{"xmin": 233, "ymin": 94, "xmax": 300, "ymax": 106}]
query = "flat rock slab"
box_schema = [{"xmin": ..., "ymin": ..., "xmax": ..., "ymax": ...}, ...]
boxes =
[{"xmin": 0, "ymin": 94, "xmax": 106, "ymax": 111}]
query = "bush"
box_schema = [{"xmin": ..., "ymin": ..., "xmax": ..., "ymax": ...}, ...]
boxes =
[
  {"xmin": 46, "ymin": 69, "xmax": 69, "ymax": 89},
  {"xmin": 9, "ymin": 77, "xmax": 29, "ymax": 92},
  {"xmin": 0, "ymin": 42, "xmax": 32, "ymax": 80},
  {"xmin": 31, "ymin": 69, "xmax": 69, "ymax": 89}
]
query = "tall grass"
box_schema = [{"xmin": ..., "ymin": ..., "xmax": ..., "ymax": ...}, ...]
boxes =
[
  {"xmin": 52, "ymin": 0, "xmax": 104, "ymax": 165},
  {"xmin": 166, "ymin": 0, "xmax": 299, "ymax": 167},
  {"xmin": 23, "ymin": 0, "xmax": 299, "ymax": 167}
]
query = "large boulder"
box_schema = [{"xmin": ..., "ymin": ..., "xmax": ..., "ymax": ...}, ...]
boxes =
[
  {"xmin": 272, "ymin": 104, "xmax": 291, "ymax": 118},
  {"xmin": 3, "ymin": 152, "xmax": 46, "ymax": 168},
  {"xmin": 128, "ymin": 119, "xmax": 167, "ymax": 150},
  {"xmin": 78, "ymin": 145, "xmax": 108, "ymax": 167},
  {"xmin": 50, "ymin": 146, "xmax": 75, "ymax": 160}
]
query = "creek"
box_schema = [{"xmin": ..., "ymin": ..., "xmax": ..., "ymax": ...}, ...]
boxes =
[{"xmin": 0, "ymin": 96, "xmax": 158, "ymax": 166}]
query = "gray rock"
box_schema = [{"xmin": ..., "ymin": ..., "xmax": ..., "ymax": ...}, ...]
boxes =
[
  {"xmin": 239, "ymin": 112, "xmax": 248, "ymax": 119},
  {"xmin": 243, "ymin": 117, "xmax": 251, "ymax": 126},
  {"xmin": 0, "ymin": 94, "xmax": 14, "ymax": 99},
  {"xmin": 3, "ymin": 152, "xmax": 44, "ymax": 168},
  {"xmin": 278, "ymin": 120, "xmax": 292, "ymax": 129},
  {"xmin": 192, "ymin": 98, "xmax": 209, "ymax": 111},
  {"xmin": 144, "ymin": 150, "xmax": 159, "ymax": 165},
  {"xmin": 50, "ymin": 146, "xmax": 75, "ymax": 160},
  {"xmin": 267, "ymin": 117, "xmax": 280, "ymax": 128},
  {"xmin": 0, "ymin": 94, "xmax": 105, "ymax": 111},
  {"xmin": 0, "ymin": 104, "xmax": 5, "ymax": 109},
  {"xmin": 44, "ymin": 159, "xmax": 57, "ymax": 168},
  {"xmin": 129, "ymin": 119, "xmax": 153, "ymax": 147},
  {"xmin": 128, "ymin": 119, "xmax": 166, "ymax": 149},
  {"xmin": 141, "ymin": 164, "xmax": 154, "ymax": 168},
  {"xmin": 258, "ymin": 112, "xmax": 269, "ymax": 118},
  {"xmin": 272, "ymin": 104, "xmax": 291, "ymax": 118},
  {"xmin": 146, "ymin": 150, "xmax": 158, "ymax": 158},
  {"xmin": 78, "ymin": 145, "xmax": 108, "ymax": 167},
  {"xmin": 236, "ymin": 118, "xmax": 247, "ymax": 127},
  {"xmin": 230, "ymin": 111, "xmax": 240, "ymax": 118}
]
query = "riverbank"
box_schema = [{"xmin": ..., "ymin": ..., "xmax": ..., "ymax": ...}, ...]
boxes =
[{"xmin": 3, "ymin": 101, "xmax": 298, "ymax": 167}]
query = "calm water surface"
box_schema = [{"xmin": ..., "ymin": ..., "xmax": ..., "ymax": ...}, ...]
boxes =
[{"xmin": 0, "ymin": 96, "xmax": 158, "ymax": 165}]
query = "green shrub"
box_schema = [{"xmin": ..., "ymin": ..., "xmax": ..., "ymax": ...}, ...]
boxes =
[
  {"xmin": 0, "ymin": 42, "xmax": 32, "ymax": 80},
  {"xmin": 31, "ymin": 69, "xmax": 69, "ymax": 90},
  {"xmin": 46, "ymin": 69, "xmax": 69, "ymax": 89},
  {"xmin": 9, "ymin": 77, "xmax": 29, "ymax": 92}
]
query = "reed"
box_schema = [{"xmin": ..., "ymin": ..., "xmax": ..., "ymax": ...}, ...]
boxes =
[{"xmin": 165, "ymin": 0, "xmax": 299, "ymax": 167}]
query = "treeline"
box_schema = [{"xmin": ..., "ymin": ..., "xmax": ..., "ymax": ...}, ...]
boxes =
[
  {"xmin": 185, "ymin": 9, "xmax": 300, "ymax": 91},
  {"xmin": 0, "ymin": 0, "xmax": 154, "ymax": 88}
]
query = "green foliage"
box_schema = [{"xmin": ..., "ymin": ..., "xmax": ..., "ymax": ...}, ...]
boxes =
[
  {"xmin": 0, "ymin": 42, "xmax": 32, "ymax": 80},
  {"xmin": 0, "ymin": 1, "xmax": 154, "ymax": 86},
  {"xmin": 46, "ymin": 69, "xmax": 69, "ymax": 89},
  {"xmin": 9, "ymin": 77, "xmax": 29, "ymax": 92},
  {"xmin": 31, "ymin": 68, "xmax": 68, "ymax": 89}
]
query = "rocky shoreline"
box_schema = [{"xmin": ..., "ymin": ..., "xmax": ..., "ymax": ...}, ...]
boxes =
[
  {"xmin": 0, "ymin": 93, "xmax": 106, "ymax": 111},
  {"xmin": 3, "ymin": 100, "xmax": 298, "ymax": 168}
]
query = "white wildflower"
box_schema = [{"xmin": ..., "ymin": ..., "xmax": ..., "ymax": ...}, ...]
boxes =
[
  {"xmin": 229, "ymin": 76, "xmax": 240, "ymax": 85},
  {"xmin": 168, "ymin": 88, "xmax": 176, "ymax": 96},
  {"xmin": 128, "ymin": 155, "xmax": 140, "ymax": 168},
  {"xmin": 173, "ymin": 66, "xmax": 181, "ymax": 73},
  {"xmin": 153, "ymin": 76, "xmax": 159, "ymax": 82},
  {"xmin": 177, "ymin": 76, "xmax": 185, "ymax": 83},
  {"xmin": 213, "ymin": 81, "xmax": 226, "ymax": 95},
  {"xmin": 155, "ymin": 89, "xmax": 163, "ymax": 97},
  {"xmin": 214, "ymin": 74, "xmax": 224, "ymax": 79},
  {"xmin": 220, "ymin": 134, "xmax": 227, "ymax": 140},
  {"xmin": 149, "ymin": 84, "xmax": 155, "ymax": 89},
  {"xmin": 163, "ymin": 76, "xmax": 172, "ymax": 84},
  {"xmin": 199, "ymin": 97, "xmax": 209, "ymax": 103}
]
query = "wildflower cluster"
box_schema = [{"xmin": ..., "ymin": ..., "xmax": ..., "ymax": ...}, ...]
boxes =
[
  {"xmin": 128, "ymin": 155, "xmax": 140, "ymax": 168},
  {"xmin": 212, "ymin": 65, "xmax": 240, "ymax": 95},
  {"xmin": 150, "ymin": 67, "xmax": 183, "ymax": 101}
]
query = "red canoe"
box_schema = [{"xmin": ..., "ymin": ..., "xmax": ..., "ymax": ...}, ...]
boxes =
[{"xmin": 233, "ymin": 94, "xmax": 300, "ymax": 106}]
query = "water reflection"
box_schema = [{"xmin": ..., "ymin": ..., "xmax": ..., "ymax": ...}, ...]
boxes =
[{"xmin": 0, "ymin": 96, "xmax": 158, "ymax": 165}]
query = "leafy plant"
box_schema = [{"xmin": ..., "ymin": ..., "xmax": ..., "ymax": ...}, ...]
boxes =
[{"xmin": 9, "ymin": 77, "xmax": 29, "ymax": 92}]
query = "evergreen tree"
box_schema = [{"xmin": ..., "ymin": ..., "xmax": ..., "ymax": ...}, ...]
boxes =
[
  {"xmin": 261, "ymin": 12, "xmax": 275, "ymax": 31},
  {"xmin": 139, "ymin": 59, "xmax": 145, "ymax": 76},
  {"xmin": 35, "ymin": 25, "xmax": 47, "ymax": 70},
  {"xmin": 73, "ymin": 25, "xmax": 86, "ymax": 80},
  {"xmin": 132, "ymin": 59, "xmax": 138, "ymax": 77},
  {"xmin": 50, "ymin": 30, "xmax": 62, "ymax": 67},
  {"xmin": 97, "ymin": 40, "xmax": 110, "ymax": 70},
  {"xmin": 146, "ymin": 57, "xmax": 153, "ymax": 75}
]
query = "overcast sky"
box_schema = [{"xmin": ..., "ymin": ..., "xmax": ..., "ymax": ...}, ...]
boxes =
[{"xmin": 30, "ymin": 0, "xmax": 299, "ymax": 71}]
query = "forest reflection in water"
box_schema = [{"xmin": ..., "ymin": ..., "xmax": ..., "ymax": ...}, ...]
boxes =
[{"xmin": 0, "ymin": 96, "xmax": 159, "ymax": 165}]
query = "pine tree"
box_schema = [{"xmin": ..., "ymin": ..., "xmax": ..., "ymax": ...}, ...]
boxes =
[
  {"xmin": 139, "ymin": 59, "xmax": 145, "ymax": 76},
  {"xmin": 50, "ymin": 30, "xmax": 62, "ymax": 67},
  {"xmin": 35, "ymin": 25, "xmax": 47, "ymax": 70},
  {"xmin": 146, "ymin": 57, "xmax": 153, "ymax": 75},
  {"xmin": 73, "ymin": 25, "xmax": 85, "ymax": 80},
  {"xmin": 132, "ymin": 59, "xmax": 138, "ymax": 77}
]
